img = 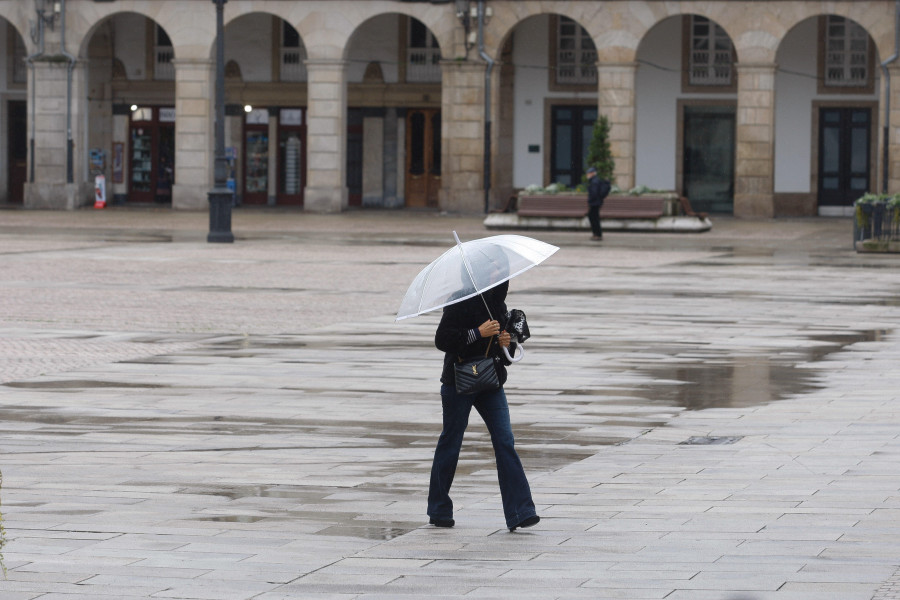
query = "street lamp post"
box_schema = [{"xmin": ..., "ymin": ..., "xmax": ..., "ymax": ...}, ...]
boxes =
[{"xmin": 207, "ymin": 0, "xmax": 234, "ymax": 243}]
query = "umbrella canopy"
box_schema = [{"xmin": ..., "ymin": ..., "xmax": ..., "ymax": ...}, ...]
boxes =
[{"xmin": 395, "ymin": 232, "xmax": 559, "ymax": 321}]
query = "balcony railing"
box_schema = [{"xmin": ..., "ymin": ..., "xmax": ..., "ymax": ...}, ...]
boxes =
[
  {"xmin": 556, "ymin": 49, "xmax": 597, "ymax": 85},
  {"xmin": 155, "ymin": 47, "xmax": 174, "ymax": 81},
  {"xmin": 407, "ymin": 47, "xmax": 441, "ymax": 83},
  {"xmin": 281, "ymin": 48, "xmax": 307, "ymax": 82}
]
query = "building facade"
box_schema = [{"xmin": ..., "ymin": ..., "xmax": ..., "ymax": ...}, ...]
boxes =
[{"xmin": 1, "ymin": 0, "xmax": 897, "ymax": 217}]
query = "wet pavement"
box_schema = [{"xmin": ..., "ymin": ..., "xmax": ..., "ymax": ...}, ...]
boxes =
[{"xmin": 0, "ymin": 208, "xmax": 899, "ymax": 599}]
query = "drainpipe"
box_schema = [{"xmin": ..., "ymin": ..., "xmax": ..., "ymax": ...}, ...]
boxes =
[
  {"xmin": 880, "ymin": 0, "xmax": 900, "ymax": 194},
  {"xmin": 477, "ymin": 0, "xmax": 494, "ymax": 213},
  {"xmin": 25, "ymin": 9, "xmax": 46, "ymax": 184},
  {"xmin": 60, "ymin": 0, "xmax": 76, "ymax": 184}
]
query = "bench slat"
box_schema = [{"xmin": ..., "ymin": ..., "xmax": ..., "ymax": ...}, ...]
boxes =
[{"xmin": 517, "ymin": 194, "xmax": 667, "ymax": 219}]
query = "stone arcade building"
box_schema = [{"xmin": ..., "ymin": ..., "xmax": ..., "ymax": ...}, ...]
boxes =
[{"xmin": 1, "ymin": 0, "xmax": 898, "ymax": 217}]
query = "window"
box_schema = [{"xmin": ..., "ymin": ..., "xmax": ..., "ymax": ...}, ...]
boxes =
[
  {"xmin": 407, "ymin": 18, "xmax": 440, "ymax": 83},
  {"xmin": 688, "ymin": 16, "xmax": 733, "ymax": 86},
  {"xmin": 9, "ymin": 25, "xmax": 26, "ymax": 85},
  {"xmin": 154, "ymin": 25, "xmax": 174, "ymax": 81},
  {"xmin": 824, "ymin": 16, "xmax": 868, "ymax": 87},
  {"xmin": 555, "ymin": 16, "xmax": 597, "ymax": 87},
  {"xmin": 281, "ymin": 22, "xmax": 307, "ymax": 82}
]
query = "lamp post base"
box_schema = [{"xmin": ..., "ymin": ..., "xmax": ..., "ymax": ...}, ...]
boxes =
[{"xmin": 207, "ymin": 188, "xmax": 234, "ymax": 243}]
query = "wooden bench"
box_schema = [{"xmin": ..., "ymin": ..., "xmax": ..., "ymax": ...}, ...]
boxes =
[
  {"xmin": 678, "ymin": 195, "xmax": 708, "ymax": 219},
  {"xmin": 516, "ymin": 194, "xmax": 668, "ymax": 219},
  {"xmin": 600, "ymin": 195, "xmax": 666, "ymax": 219},
  {"xmin": 516, "ymin": 194, "xmax": 587, "ymax": 217}
]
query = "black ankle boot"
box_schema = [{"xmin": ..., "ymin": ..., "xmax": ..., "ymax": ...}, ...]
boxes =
[
  {"xmin": 508, "ymin": 515, "xmax": 540, "ymax": 532},
  {"xmin": 429, "ymin": 517, "xmax": 455, "ymax": 528}
]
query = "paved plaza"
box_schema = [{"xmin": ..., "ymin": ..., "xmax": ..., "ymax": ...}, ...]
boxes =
[{"xmin": 0, "ymin": 208, "xmax": 899, "ymax": 599}]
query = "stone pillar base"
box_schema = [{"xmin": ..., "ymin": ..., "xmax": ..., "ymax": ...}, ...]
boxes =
[
  {"xmin": 24, "ymin": 182, "xmax": 92, "ymax": 210},
  {"xmin": 172, "ymin": 184, "xmax": 211, "ymax": 210},
  {"xmin": 304, "ymin": 186, "xmax": 348, "ymax": 213},
  {"xmin": 440, "ymin": 188, "xmax": 484, "ymax": 215}
]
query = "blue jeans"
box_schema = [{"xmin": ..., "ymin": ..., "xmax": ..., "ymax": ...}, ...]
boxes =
[{"xmin": 428, "ymin": 384, "xmax": 537, "ymax": 528}]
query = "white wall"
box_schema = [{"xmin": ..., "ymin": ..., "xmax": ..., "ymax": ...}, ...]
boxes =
[
  {"xmin": 225, "ymin": 14, "xmax": 272, "ymax": 82},
  {"xmin": 511, "ymin": 15, "xmax": 600, "ymax": 188},
  {"xmin": 774, "ymin": 18, "xmax": 879, "ymax": 194},
  {"xmin": 774, "ymin": 19, "xmax": 817, "ymax": 193},
  {"xmin": 634, "ymin": 17, "xmax": 681, "ymax": 191},
  {"xmin": 113, "ymin": 13, "xmax": 147, "ymax": 80},
  {"xmin": 346, "ymin": 14, "xmax": 400, "ymax": 84}
]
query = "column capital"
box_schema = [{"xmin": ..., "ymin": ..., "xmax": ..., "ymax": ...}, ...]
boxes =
[
  {"xmin": 596, "ymin": 62, "xmax": 638, "ymax": 70},
  {"xmin": 304, "ymin": 59, "xmax": 349, "ymax": 69},
  {"xmin": 171, "ymin": 58, "xmax": 213, "ymax": 68},
  {"xmin": 735, "ymin": 62, "xmax": 778, "ymax": 72}
]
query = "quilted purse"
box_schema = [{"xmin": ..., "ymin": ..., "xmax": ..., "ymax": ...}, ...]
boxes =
[{"xmin": 454, "ymin": 337, "xmax": 499, "ymax": 395}]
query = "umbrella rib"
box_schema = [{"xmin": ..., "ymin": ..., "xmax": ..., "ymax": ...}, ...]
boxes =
[{"xmin": 454, "ymin": 231, "xmax": 494, "ymax": 321}]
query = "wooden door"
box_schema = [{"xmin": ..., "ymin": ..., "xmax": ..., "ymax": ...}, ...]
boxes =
[{"xmin": 405, "ymin": 109, "xmax": 441, "ymax": 208}]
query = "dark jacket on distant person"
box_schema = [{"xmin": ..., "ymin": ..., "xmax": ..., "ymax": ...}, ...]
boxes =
[{"xmin": 587, "ymin": 175, "xmax": 611, "ymax": 207}]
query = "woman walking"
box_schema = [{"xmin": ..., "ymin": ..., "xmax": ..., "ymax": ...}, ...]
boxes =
[{"xmin": 427, "ymin": 280, "xmax": 540, "ymax": 532}]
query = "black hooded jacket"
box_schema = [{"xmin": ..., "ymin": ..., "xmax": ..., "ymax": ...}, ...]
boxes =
[{"xmin": 435, "ymin": 281, "xmax": 513, "ymax": 386}]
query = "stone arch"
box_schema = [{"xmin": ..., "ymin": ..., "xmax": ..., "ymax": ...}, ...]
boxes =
[
  {"xmin": 80, "ymin": 12, "xmax": 176, "ymax": 81},
  {"xmin": 774, "ymin": 13, "xmax": 882, "ymax": 215},
  {"xmin": 345, "ymin": 13, "xmax": 444, "ymax": 84},
  {"xmin": 634, "ymin": 13, "xmax": 739, "ymax": 209},
  {"xmin": 493, "ymin": 11, "xmax": 603, "ymax": 195},
  {"xmin": 489, "ymin": 4, "xmax": 608, "ymax": 63}
]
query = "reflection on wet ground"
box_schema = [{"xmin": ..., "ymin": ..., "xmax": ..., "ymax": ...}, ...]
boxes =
[{"xmin": 1, "ymin": 326, "xmax": 889, "ymax": 540}]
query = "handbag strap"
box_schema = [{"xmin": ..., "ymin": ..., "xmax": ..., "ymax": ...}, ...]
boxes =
[{"xmin": 457, "ymin": 335, "xmax": 494, "ymax": 363}]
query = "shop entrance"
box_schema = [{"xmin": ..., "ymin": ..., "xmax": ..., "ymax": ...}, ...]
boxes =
[
  {"xmin": 277, "ymin": 109, "xmax": 306, "ymax": 206},
  {"xmin": 405, "ymin": 109, "xmax": 440, "ymax": 208},
  {"xmin": 242, "ymin": 108, "xmax": 269, "ymax": 205},
  {"xmin": 129, "ymin": 106, "xmax": 175, "ymax": 204},
  {"xmin": 7, "ymin": 100, "xmax": 26, "ymax": 203}
]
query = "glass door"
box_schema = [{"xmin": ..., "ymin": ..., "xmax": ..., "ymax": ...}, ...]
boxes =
[
  {"xmin": 550, "ymin": 105, "xmax": 596, "ymax": 187},
  {"xmin": 277, "ymin": 108, "xmax": 305, "ymax": 206},
  {"xmin": 128, "ymin": 106, "xmax": 175, "ymax": 204},
  {"xmin": 818, "ymin": 107, "xmax": 870, "ymax": 208},
  {"xmin": 243, "ymin": 131, "xmax": 269, "ymax": 205},
  {"xmin": 130, "ymin": 128, "xmax": 154, "ymax": 201},
  {"xmin": 683, "ymin": 105, "xmax": 736, "ymax": 214}
]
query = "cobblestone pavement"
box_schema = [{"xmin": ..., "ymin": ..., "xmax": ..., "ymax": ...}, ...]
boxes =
[{"xmin": 0, "ymin": 208, "xmax": 899, "ymax": 599}]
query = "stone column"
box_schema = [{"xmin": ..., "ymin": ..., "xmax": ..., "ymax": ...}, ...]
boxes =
[
  {"xmin": 734, "ymin": 62, "xmax": 777, "ymax": 218},
  {"xmin": 596, "ymin": 62, "xmax": 637, "ymax": 190},
  {"xmin": 172, "ymin": 58, "xmax": 213, "ymax": 210},
  {"xmin": 885, "ymin": 63, "xmax": 900, "ymax": 194},
  {"xmin": 267, "ymin": 108, "xmax": 278, "ymax": 206},
  {"xmin": 383, "ymin": 108, "xmax": 400, "ymax": 208},
  {"xmin": 440, "ymin": 59, "xmax": 485, "ymax": 214},
  {"xmin": 25, "ymin": 60, "xmax": 89, "ymax": 209},
  {"xmin": 304, "ymin": 59, "xmax": 348, "ymax": 213},
  {"xmin": 362, "ymin": 111, "xmax": 384, "ymax": 207}
]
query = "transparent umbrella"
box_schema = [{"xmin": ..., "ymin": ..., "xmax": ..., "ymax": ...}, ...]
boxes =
[{"xmin": 395, "ymin": 232, "xmax": 559, "ymax": 322}]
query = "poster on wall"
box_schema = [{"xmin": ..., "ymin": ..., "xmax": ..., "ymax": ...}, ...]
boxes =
[{"xmin": 112, "ymin": 142, "xmax": 124, "ymax": 184}]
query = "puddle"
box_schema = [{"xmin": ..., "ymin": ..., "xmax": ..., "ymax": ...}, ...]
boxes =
[
  {"xmin": 629, "ymin": 329, "xmax": 889, "ymax": 411},
  {"xmin": 197, "ymin": 515, "xmax": 268, "ymax": 523},
  {"xmin": 4, "ymin": 380, "xmax": 168, "ymax": 389},
  {"xmin": 316, "ymin": 525, "xmax": 414, "ymax": 540},
  {"xmin": 1, "ymin": 328, "xmax": 890, "ymax": 547}
]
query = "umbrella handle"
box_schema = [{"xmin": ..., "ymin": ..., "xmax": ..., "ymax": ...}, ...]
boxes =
[{"xmin": 503, "ymin": 343, "xmax": 525, "ymax": 363}]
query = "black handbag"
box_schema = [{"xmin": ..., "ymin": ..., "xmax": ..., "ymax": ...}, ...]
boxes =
[{"xmin": 454, "ymin": 337, "xmax": 499, "ymax": 395}]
